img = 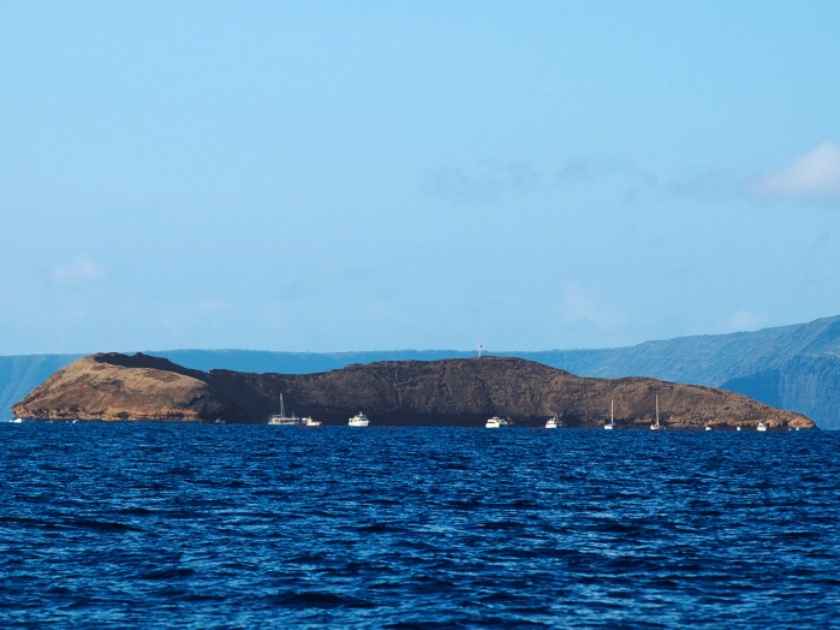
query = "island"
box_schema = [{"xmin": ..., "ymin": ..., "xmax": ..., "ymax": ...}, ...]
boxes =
[{"xmin": 11, "ymin": 352, "xmax": 815, "ymax": 430}]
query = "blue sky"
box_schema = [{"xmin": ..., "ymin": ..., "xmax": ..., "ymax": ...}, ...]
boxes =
[{"xmin": 3, "ymin": 2, "xmax": 840, "ymax": 354}]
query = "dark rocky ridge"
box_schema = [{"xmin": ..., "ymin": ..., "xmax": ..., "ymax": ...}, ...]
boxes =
[{"xmin": 13, "ymin": 353, "xmax": 815, "ymax": 430}]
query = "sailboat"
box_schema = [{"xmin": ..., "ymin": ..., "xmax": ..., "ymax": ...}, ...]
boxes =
[
  {"xmin": 650, "ymin": 394, "xmax": 662, "ymax": 431},
  {"xmin": 604, "ymin": 399, "xmax": 615, "ymax": 430},
  {"xmin": 544, "ymin": 416, "xmax": 559, "ymax": 429},
  {"xmin": 268, "ymin": 394, "xmax": 301, "ymax": 426},
  {"xmin": 756, "ymin": 421, "xmax": 768, "ymax": 432}
]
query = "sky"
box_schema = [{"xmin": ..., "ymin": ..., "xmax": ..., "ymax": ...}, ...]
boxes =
[{"xmin": 2, "ymin": 2, "xmax": 840, "ymax": 354}]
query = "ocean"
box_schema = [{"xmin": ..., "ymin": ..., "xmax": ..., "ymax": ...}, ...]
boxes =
[{"xmin": 1, "ymin": 423, "xmax": 838, "ymax": 627}]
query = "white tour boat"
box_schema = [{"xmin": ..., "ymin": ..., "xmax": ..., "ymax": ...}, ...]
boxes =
[
  {"xmin": 485, "ymin": 416, "xmax": 508, "ymax": 429},
  {"xmin": 302, "ymin": 417, "xmax": 322, "ymax": 428},
  {"xmin": 348, "ymin": 412, "xmax": 370, "ymax": 427}
]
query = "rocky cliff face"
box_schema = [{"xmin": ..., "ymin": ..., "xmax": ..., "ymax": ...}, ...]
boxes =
[
  {"xmin": 12, "ymin": 354, "xmax": 225, "ymax": 421},
  {"xmin": 13, "ymin": 353, "xmax": 815, "ymax": 430}
]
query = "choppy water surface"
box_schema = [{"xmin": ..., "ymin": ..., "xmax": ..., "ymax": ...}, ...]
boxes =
[{"xmin": 1, "ymin": 424, "xmax": 839, "ymax": 627}]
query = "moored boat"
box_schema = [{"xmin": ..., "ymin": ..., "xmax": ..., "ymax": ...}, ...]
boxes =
[
  {"xmin": 348, "ymin": 412, "xmax": 370, "ymax": 427},
  {"xmin": 269, "ymin": 394, "xmax": 301, "ymax": 426},
  {"xmin": 604, "ymin": 399, "xmax": 615, "ymax": 430},
  {"xmin": 485, "ymin": 416, "xmax": 508, "ymax": 429},
  {"xmin": 650, "ymin": 395, "xmax": 662, "ymax": 431},
  {"xmin": 544, "ymin": 416, "xmax": 559, "ymax": 429}
]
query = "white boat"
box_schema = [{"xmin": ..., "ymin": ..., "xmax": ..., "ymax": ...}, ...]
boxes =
[
  {"xmin": 269, "ymin": 394, "xmax": 301, "ymax": 426},
  {"xmin": 736, "ymin": 426, "xmax": 742, "ymax": 432},
  {"xmin": 348, "ymin": 412, "xmax": 370, "ymax": 427},
  {"xmin": 545, "ymin": 416, "xmax": 559, "ymax": 429},
  {"xmin": 756, "ymin": 421, "xmax": 768, "ymax": 432},
  {"xmin": 9, "ymin": 418, "xmax": 23, "ymax": 424},
  {"xmin": 604, "ymin": 399, "xmax": 615, "ymax": 430},
  {"xmin": 650, "ymin": 395, "xmax": 662, "ymax": 431},
  {"xmin": 485, "ymin": 416, "xmax": 508, "ymax": 429},
  {"xmin": 705, "ymin": 425, "xmax": 712, "ymax": 432},
  {"xmin": 302, "ymin": 416, "xmax": 322, "ymax": 428}
]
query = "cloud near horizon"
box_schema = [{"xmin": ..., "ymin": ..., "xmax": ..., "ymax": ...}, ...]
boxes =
[
  {"xmin": 52, "ymin": 256, "xmax": 105, "ymax": 284},
  {"xmin": 755, "ymin": 141, "xmax": 840, "ymax": 201}
]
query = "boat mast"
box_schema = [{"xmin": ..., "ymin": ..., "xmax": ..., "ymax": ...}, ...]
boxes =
[
  {"xmin": 610, "ymin": 399, "xmax": 614, "ymax": 427},
  {"xmin": 655, "ymin": 394, "xmax": 659, "ymax": 428},
  {"xmin": 280, "ymin": 393, "xmax": 285, "ymax": 417}
]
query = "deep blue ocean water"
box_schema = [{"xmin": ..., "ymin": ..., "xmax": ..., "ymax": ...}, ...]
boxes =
[{"xmin": 1, "ymin": 424, "xmax": 838, "ymax": 628}]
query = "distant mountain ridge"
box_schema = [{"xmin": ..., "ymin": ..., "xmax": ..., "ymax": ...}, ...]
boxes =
[{"xmin": 5, "ymin": 315, "xmax": 840, "ymax": 427}]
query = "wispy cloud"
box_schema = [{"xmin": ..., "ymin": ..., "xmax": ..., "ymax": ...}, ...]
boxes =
[
  {"xmin": 423, "ymin": 144, "xmax": 840, "ymax": 208},
  {"xmin": 724, "ymin": 310, "xmax": 766, "ymax": 333},
  {"xmin": 559, "ymin": 283, "xmax": 623, "ymax": 329},
  {"xmin": 53, "ymin": 256, "xmax": 105, "ymax": 284},
  {"xmin": 755, "ymin": 141, "xmax": 840, "ymax": 200},
  {"xmin": 420, "ymin": 161, "xmax": 542, "ymax": 205},
  {"xmin": 555, "ymin": 156, "xmax": 658, "ymax": 189},
  {"xmin": 197, "ymin": 299, "xmax": 230, "ymax": 314},
  {"xmin": 421, "ymin": 157, "xmax": 656, "ymax": 205}
]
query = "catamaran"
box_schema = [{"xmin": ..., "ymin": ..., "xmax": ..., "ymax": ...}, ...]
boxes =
[
  {"xmin": 268, "ymin": 394, "xmax": 301, "ymax": 426},
  {"xmin": 604, "ymin": 399, "xmax": 615, "ymax": 430},
  {"xmin": 650, "ymin": 395, "xmax": 662, "ymax": 431},
  {"xmin": 348, "ymin": 412, "xmax": 370, "ymax": 427}
]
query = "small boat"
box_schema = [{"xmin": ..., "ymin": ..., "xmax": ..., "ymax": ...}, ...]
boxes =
[
  {"xmin": 650, "ymin": 394, "xmax": 662, "ymax": 431},
  {"xmin": 9, "ymin": 418, "xmax": 23, "ymax": 424},
  {"xmin": 705, "ymin": 425, "xmax": 712, "ymax": 432},
  {"xmin": 604, "ymin": 399, "xmax": 615, "ymax": 430},
  {"xmin": 544, "ymin": 416, "xmax": 559, "ymax": 429},
  {"xmin": 269, "ymin": 394, "xmax": 301, "ymax": 426},
  {"xmin": 736, "ymin": 426, "xmax": 742, "ymax": 432},
  {"xmin": 302, "ymin": 417, "xmax": 322, "ymax": 428},
  {"xmin": 756, "ymin": 421, "xmax": 768, "ymax": 432},
  {"xmin": 485, "ymin": 416, "xmax": 508, "ymax": 429},
  {"xmin": 348, "ymin": 412, "xmax": 370, "ymax": 427}
]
